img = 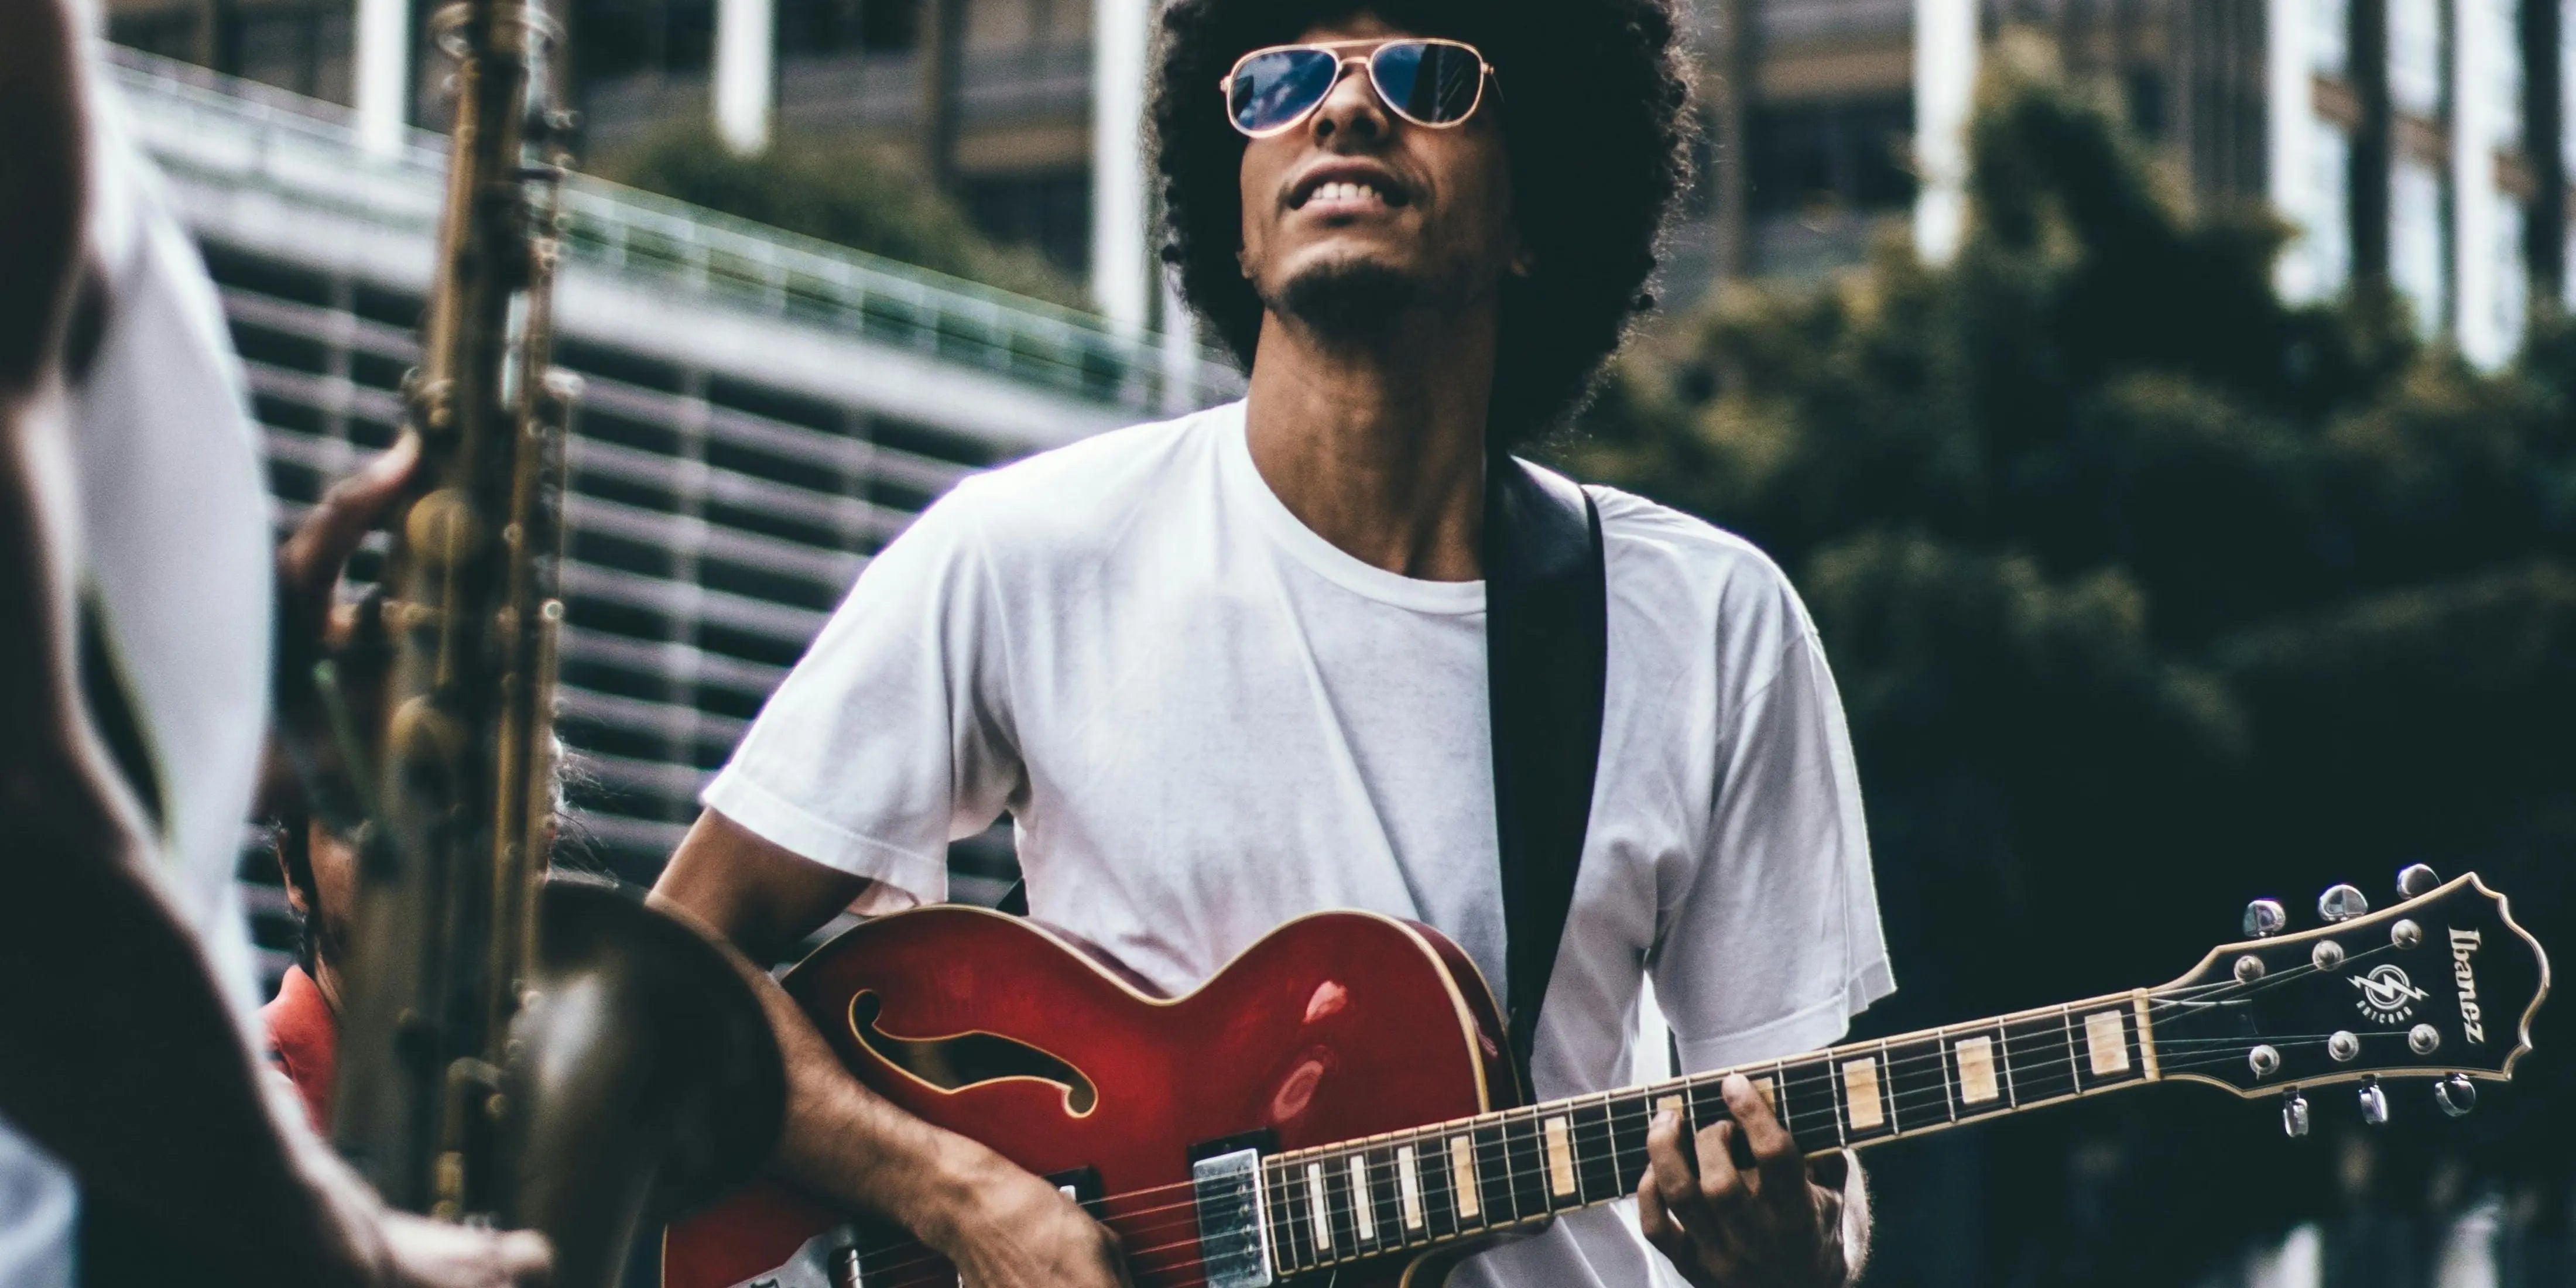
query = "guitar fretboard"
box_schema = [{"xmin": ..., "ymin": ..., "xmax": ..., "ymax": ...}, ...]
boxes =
[{"xmin": 1256, "ymin": 992, "xmax": 2160, "ymax": 1276}]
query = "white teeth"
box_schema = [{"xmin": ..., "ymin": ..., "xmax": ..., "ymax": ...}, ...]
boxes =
[{"xmin": 1311, "ymin": 180, "xmax": 1382, "ymax": 205}]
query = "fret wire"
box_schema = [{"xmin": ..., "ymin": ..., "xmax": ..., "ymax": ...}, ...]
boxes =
[
  {"xmin": 2060, "ymin": 1005, "xmax": 2084, "ymax": 1096},
  {"xmin": 1369, "ymin": 1143, "xmax": 1402, "ymax": 1249},
  {"xmin": 1568, "ymin": 1093, "xmax": 1614, "ymax": 1205},
  {"xmin": 1431, "ymin": 1129, "xmax": 1459, "ymax": 1232},
  {"xmin": 1280, "ymin": 1157, "xmax": 1313, "ymax": 1271},
  {"xmin": 2001, "ymin": 1018, "xmax": 2020, "ymax": 1107},
  {"xmin": 1327, "ymin": 1147, "xmax": 1356, "ymax": 1259},
  {"xmin": 1885, "ymin": 1035, "xmax": 1906, "ymax": 1138},
  {"xmin": 1249, "ymin": 990, "xmax": 2186, "ymax": 1265},
  {"xmin": 1825, "ymin": 1049, "xmax": 1848, "ymax": 1147},
  {"xmin": 1262, "ymin": 1159, "xmax": 1288, "ymax": 1273},
  {"xmin": 1508, "ymin": 1109, "xmax": 1550, "ymax": 1219},
  {"xmin": 1937, "ymin": 1025, "xmax": 1958, "ymax": 1123}
]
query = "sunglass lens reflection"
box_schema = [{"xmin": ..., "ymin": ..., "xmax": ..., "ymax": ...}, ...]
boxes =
[
  {"xmin": 1231, "ymin": 47, "xmax": 1342, "ymax": 132},
  {"xmin": 1371, "ymin": 41, "xmax": 1482, "ymax": 124}
]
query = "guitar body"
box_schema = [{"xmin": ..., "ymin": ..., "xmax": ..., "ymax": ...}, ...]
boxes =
[{"xmin": 663, "ymin": 906, "xmax": 1521, "ymax": 1288}]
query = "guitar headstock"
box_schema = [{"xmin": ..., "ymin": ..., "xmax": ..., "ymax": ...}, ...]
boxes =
[{"xmin": 2149, "ymin": 871, "xmax": 2548, "ymax": 1123}]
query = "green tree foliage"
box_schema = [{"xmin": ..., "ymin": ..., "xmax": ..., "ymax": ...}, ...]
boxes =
[
  {"xmin": 597, "ymin": 122, "xmax": 1085, "ymax": 307},
  {"xmin": 1569, "ymin": 52, "xmax": 2576, "ymax": 1286}
]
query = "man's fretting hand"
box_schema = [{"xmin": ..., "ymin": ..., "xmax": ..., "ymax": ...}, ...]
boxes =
[
  {"xmin": 924, "ymin": 1150, "xmax": 1133, "ymax": 1288},
  {"xmin": 1636, "ymin": 1073, "xmax": 1850, "ymax": 1288}
]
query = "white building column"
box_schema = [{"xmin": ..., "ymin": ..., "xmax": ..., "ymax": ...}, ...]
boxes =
[
  {"xmin": 2451, "ymin": 0, "xmax": 2510, "ymax": 368},
  {"xmin": 1091, "ymin": 0, "xmax": 1154, "ymax": 335},
  {"xmin": 713, "ymin": 0, "xmax": 776, "ymax": 155},
  {"xmin": 1913, "ymin": 0, "xmax": 1978, "ymax": 263},
  {"xmin": 2268, "ymin": 0, "xmax": 2356, "ymax": 300},
  {"xmin": 352, "ymin": 0, "xmax": 410, "ymax": 158}
]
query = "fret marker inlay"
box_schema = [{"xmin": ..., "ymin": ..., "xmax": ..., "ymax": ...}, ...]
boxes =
[
  {"xmin": 1396, "ymin": 1144, "xmax": 1423, "ymax": 1229},
  {"xmin": 1955, "ymin": 1036, "xmax": 2000, "ymax": 1105},
  {"xmin": 1307, "ymin": 1162, "xmax": 1331, "ymax": 1252},
  {"xmin": 1543, "ymin": 1116, "xmax": 1576, "ymax": 1198},
  {"xmin": 1350, "ymin": 1156, "xmax": 1375, "ymax": 1241},
  {"xmin": 2084, "ymin": 1011, "xmax": 2130, "ymax": 1076},
  {"xmin": 1841, "ymin": 1059, "xmax": 1884, "ymax": 1130},
  {"xmin": 1450, "ymin": 1136, "xmax": 1480, "ymax": 1220}
]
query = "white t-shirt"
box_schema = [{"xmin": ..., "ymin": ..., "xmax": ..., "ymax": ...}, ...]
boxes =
[
  {"xmin": 0, "ymin": 67, "xmax": 277, "ymax": 1288},
  {"xmin": 707, "ymin": 400, "xmax": 1893, "ymax": 1288}
]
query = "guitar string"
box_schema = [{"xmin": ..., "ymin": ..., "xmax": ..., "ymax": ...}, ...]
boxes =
[
  {"xmin": 844, "ymin": 1033, "xmax": 2396, "ymax": 1284},
  {"xmin": 848, "ymin": 935, "xmax": 2434, "ymax": 1280},
  {"xmin": 852, "ymin": 1040, "xmax": 2389, "ymax": 1288},
  {"xmin": 847, "ymin": 997, "xmax": 2421, "ymax": 1282},
  {"xmin": 856, "ymin": 929, "xmax": 2406, "ymax": 1254},
  {"xmin": 845, "ymin": 937, "xmax": 2439, "ymax": 1278},
  {"xmin": 858, "ymin": 994, "xmax": 2393, "ymax": 1275}
]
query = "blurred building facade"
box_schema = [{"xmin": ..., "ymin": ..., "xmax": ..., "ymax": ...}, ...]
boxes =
[
  {"xmin": 93, "ymin": 47, "xmax": 1235, "ymax": 988},
  {"xmin": 104, "ymin": 0, "xmax": 2575, "ymax": 361}
]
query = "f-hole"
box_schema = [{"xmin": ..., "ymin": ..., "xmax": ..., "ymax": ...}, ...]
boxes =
[{"xmin": 848, "ymin": 992, "xmax": 1099, "ymax": 1115}]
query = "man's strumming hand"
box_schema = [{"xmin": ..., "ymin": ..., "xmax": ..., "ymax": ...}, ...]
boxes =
[
  {"xmin": 919, "ymin": 1146, "xmax": 1133, "ymax": 1288},
  {"xmin": 1636, "ymin": 1073, "xmax": 1853, "ymax": 1288}
]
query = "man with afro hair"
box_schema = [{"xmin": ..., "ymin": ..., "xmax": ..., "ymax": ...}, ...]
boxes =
[{"xmin": 657, "ymin": 3, "xmax": 1893, "ymax": 1286}]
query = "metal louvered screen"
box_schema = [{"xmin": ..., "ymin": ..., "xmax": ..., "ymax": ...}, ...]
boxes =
[
  {"xmin": 118, "ymin": 48, "xmax": 1241, "ymax": 991},
  {"xmin": 211, "ymin": 242, "xmax": 1027, "ymax": 898}
]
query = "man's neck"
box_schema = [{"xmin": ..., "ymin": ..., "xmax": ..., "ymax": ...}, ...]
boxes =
[{"xmin": 1241, "ymin": 309, "xmax": 1495, "ymax": 583}]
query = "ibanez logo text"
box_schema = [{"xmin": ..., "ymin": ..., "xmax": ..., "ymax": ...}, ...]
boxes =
[{"xmin": 2451, "ymin": 928, "xmax": 2486, "ymax": 1044}]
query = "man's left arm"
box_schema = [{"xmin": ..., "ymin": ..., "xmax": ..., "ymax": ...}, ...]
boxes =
[{"xmin": 1632, "ymin": 620, "xmax": 1891, "ymax": 1287}]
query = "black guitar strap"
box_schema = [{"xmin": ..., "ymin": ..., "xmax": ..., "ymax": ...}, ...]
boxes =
[
  {"xmin": 1483, "ymin": 456, "xmax": 1610, "ymax": 1084},
  {"xmin": 999, "ymin": 455, "xmax": 1612, "ymax": 1091}
]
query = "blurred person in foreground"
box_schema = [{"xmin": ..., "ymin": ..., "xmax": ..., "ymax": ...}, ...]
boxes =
[
  {"xmin": 653, "ymin": 2, "xmax": 1890, "ymax": 1287},
  {"xmin": 0, "ymin": 4, "xmax": 547, "ymax": 1284}
]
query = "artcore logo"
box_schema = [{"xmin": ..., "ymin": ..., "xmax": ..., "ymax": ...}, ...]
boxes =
[
  {"xmin": 2351, "ymin": 965, "xmax": 2428, "ymax": 1025},
  {"xmin": 2451, "ymin": 928, "xmax": 2486, "ymax": 1043}
]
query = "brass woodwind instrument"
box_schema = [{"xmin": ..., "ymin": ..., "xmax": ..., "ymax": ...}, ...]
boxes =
[{"xmin": 327, "ymin": 1, "xmax": 781, "ymax": 1283}]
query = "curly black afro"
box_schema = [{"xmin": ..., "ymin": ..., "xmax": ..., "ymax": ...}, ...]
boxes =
[{"xmin": 1150, "ymin": 0, "xmax": 1695, "ymax": 446}]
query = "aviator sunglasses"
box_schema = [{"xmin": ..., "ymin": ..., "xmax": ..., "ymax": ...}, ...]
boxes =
[{"xmin": 1222, "ymin": 37, "xmax": 1496, "ymax": 138}]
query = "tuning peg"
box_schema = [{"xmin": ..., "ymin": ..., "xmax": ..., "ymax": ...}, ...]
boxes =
[
  {"xmin": 2358, "ymin": 1077, "xmax": 2389, "ymax": 1125},
  {"xmin": 2318, "ymin": 884, "xmax": 2369, "ymax": 923},
  {"xmin": 2243, "ymin": 899, "xmax": 2287, "ymax": 937},
  {"xmin": 2398, "ymin": 864, "xmax": 2441, "ymax": 899},
  {"xmin": 2282, "ymin": 1090, "xmax": 2310, "ymax": 1138},
  {"xmin": 2435, "ymin": 1074, "xmax": 2478, "ymax": 1118}
]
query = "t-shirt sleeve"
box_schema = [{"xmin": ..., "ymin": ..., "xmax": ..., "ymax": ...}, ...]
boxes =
[
  {"xmin": 700, "ymin": 481, "xmax": 1022, "ymax": 911},
  {"xmin": 1650, "ymin": 626, "xmax": 1895, "ymax": 1073}
]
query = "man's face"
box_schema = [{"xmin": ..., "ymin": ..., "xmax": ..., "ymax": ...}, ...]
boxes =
[{"xmin": 1235, "ymin": 13, "xmax": 1523, "ymax": 333}]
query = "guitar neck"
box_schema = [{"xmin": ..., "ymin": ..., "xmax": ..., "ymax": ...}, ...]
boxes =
[{"xmin": 1248, "ymin": 990, "xmax": 2161, "ymax": 1276}]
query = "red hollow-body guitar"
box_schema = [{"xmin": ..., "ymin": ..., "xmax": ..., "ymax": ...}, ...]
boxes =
[{"xmin": 664, "ymin": 873, "xmax": 2547, "ymax": 1288}]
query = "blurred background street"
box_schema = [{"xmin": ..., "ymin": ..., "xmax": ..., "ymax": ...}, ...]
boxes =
[{"xmin": 93, "ymin": 0, "xmax": 2576, "ymax": 1283}]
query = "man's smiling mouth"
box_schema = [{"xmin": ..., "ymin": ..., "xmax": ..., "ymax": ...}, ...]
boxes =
[
  {"xmin": 1289, "ymin": 165, "xmax": 1414, "ymax": 213},
  {"xmin": 1301, "ymin": 180, "xmax": 1400, "ymax": 214}
]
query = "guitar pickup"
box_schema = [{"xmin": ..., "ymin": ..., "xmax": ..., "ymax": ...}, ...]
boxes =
[{"xmin": 1191, "ymin": 1147, "xmax": 1275, "ymax": 1288}]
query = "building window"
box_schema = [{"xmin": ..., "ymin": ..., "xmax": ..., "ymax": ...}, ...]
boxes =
[
  {"xmin": 572, "ymin": 0, "xmax": 718, "ymax": 81},
  {"xmin": 961, "ymin": 169, "xmax": 1091, "ymax": 272},
  {"xmin": 1745, "ymin": 95, "xmax": 1916, "ymax": 219}
]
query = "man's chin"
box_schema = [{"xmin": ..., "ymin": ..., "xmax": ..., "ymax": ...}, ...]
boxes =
[{"xmin": 1268, "ymin": 256, "xmax": 1426, "ymax": 347}]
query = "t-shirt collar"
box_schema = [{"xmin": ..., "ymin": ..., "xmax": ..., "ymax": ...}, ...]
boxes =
[{"xmin": 1215, "ymin": 402, "xmax": 1487, "ymax": 616}]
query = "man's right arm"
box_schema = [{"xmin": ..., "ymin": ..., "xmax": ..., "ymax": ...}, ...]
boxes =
[{"xmin": 653, "ymin": 809, "xmax": 1131, "ymax": 1288}]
